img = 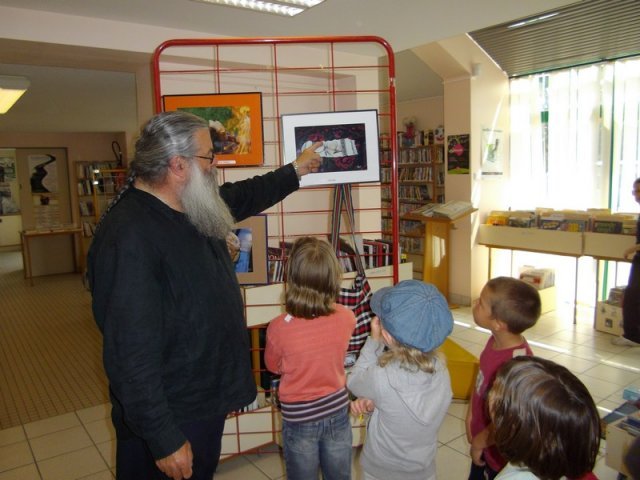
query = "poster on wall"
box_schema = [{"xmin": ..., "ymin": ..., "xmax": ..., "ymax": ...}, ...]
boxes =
[
  {"xmin": 0, "ymin": 149, "xmax": 20, "ymax": 215},
  {"xmin": 481, "ymin": 128, "xmax": 503, "ymax": 177},
  {"xmin": 28, "ymin": 154, "xmax": 58, "ymax": 193},
  {"xmin": 447, "ymin": 134, "xmax": 470, "ymax": 174}
]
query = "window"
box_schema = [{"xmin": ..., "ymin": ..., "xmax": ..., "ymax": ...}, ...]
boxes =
[{"xmin": 507, "ymin": 57, "xmax": 640, "ymax": 307}]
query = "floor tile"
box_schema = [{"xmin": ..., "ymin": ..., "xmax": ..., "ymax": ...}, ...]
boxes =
[
  {"xmin": 38, "ymin": 446, "xmax": 108, "ymax": 480},
  {"xmin": 215, "ymin": 455, "xmax": 270, "ymax": 479},
  {"xmin": 244, "ymin": 450, "xmax": 285, "ymax": 479},
  {"xmin": 437, "ymin": 414, "xmax": 466, "ymax": 444},
  {"xmin": 96, "ymin": 440, "xmax": 116, "ymax": 469},
  {"xmin": 549, "ymin": 353, "xmax": 598, "ymax": 374},
  {"xmin": 84, "ymin": 418, "xmax": 115, "ymax": 444},
  {"xmin": 447, "ymin": 401, "xmax": 468, "ymax": 420},
  {"xmin": 78, "ymin": 471, "xmax": 115, "ymax": 480},
  {"xmin": 0, "ymin": 464, "xmax": 41, "ymax": 480},
  {"xmin": 23, "ymin": 413, "xmax": 80, "ymax": 439},
  {"xmin": 583, "ymin": 363, "xmax": 640, "ymax": 386},
  {"xmin": 0, "ymin": 441, "xmax": 33, "ymax": 473},
  {"xmin": 76, "ymin": 404, "xmax": 110, "ymax": 425},
  {"xmin": 578, "ymin": 374, "xmax": 624, "ymax": 400},
  {"xmin": 446, "ymin": 432, "xmax": 471, "ymax": 456},
  {"xmin": 436, "ymin": 444, "xmax": 472, "ymax": 479},
  {"xmin": 0, "ymin": 427, "xmax": 25, "ymax": 448},
  {"xmin": 29, "ymin": 425, "xmax": 93, "ymax": 461}
]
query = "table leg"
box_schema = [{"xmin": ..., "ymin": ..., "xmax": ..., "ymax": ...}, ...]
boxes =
[{"xmin": 573, "ymin": 256, "xmax": 579, "ymax": 324}]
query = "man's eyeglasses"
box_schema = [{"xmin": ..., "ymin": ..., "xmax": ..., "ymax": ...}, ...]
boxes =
[{"xmin": 193, "ymin": 153, "xmax": 216, "ymax": 165}]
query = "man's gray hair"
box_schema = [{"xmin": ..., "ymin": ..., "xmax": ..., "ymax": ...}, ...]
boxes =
[{"xmin": 131, "ymin": 111, "xmax": 208, "ymax": 185}]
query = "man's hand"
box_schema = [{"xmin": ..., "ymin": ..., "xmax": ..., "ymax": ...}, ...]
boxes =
[
  {"xmin": 295, "ymin": 141, "xmax": 322, "ymax": 175},
  {"xmin": 155, "ymin": 441, "xmax": 193, "ymax": 480}
]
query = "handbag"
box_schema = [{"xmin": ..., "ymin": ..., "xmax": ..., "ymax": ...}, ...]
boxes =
[{"xmin": 330, "ymin": 184, "xmax": 376, "ymax": 357}]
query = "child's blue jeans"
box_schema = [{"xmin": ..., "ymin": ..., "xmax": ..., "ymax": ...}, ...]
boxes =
[{"xmin": 282, "ymin": 407, "xmax": 352, "ymax": 480}]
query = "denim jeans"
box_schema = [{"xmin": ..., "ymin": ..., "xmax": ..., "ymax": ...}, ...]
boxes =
[{"xmin": 282, "ymin": 407, "xmax": 352, "ymax": 480}]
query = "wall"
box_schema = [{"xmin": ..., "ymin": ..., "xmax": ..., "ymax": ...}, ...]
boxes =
[
  {"xmin": 0, "ymin": 131, "xmax": 127, "ymax": 270},
  {"xmin": 414, "ymin": 34, "xmax": 511, "ymax": 305},
  {"xmin": 397, "ymin": 96, "xmax": 444, "ymax": 136}
]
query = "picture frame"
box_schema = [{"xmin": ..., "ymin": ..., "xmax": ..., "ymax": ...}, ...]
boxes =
[
  {"xmin": 281, "ymin": 109, "xmax": 380, "ymax": 187},
  {"xmin": 231, "ymin": 215, "xmax": 269, "ymax": 285},
  {"xmin": 162, "ymin": 92, "xmax": 264, "ymax": 167}
]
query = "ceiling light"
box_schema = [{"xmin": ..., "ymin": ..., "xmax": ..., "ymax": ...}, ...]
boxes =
[
  {"xmin": 0, "ymin": 75, "xmax": 30, "ymax": 114},
  {"xmin": 190, "ymin": 0, "xmax": 324, "ymax": 17},
  {"xmin": 507, "ymin": 12, "xmax": 559, "ymax": 29}
]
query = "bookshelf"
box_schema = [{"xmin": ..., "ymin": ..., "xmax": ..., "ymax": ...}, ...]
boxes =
[
  {"xmin": 381, "ymin": 143, "xmax": 445, "ymax": 279},
  {"xmin": 73, "ymin": 162, "xmax": 126, "ymax": 261}
]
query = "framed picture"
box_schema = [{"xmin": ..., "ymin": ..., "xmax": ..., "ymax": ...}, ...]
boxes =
[
  {"xmin": 163, "ymin": 92, "xmax": 264, "ymax": 167},
  {"xmin": 281, "ymin": 109, "xmax": 380, "ymax": 187},
  {"xmin": 231, "ymin": 215, "xmax": 268, "ymax": 285}
]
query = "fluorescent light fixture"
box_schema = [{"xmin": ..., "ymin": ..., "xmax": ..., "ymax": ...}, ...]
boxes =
[
  {"xmin": 0, "ymin": 75, "xmax": 30, "ymax": 114},
  {"xmin": 190, "ymin": 0, "xmax": 324, "ymax": 16},
  {"xmin": 507, "ymin": 12, "xmax": 559, "ymax": 29}
]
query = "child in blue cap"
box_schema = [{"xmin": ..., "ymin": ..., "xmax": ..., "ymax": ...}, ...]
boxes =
[{"xmin": 347, "ymin": 280, "xmax": 453, "ymax": 480}]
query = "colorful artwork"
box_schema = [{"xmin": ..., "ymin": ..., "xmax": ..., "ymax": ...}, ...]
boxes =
[
  {"xmin": 163, "ymin": 93, "xmax": 264, "ymax": 167},
  {"xmin": 447, "ymin": 134, "xmax": 470, "ymax": 175},
  {"xmin": 282, "ymin": 110, "xmax": 380, "ymax": 187}
]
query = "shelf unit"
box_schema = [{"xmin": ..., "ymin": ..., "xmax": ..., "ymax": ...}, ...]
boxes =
[
  {"xmin": 74, "ymin": 161, "xmax": 123, "ymax": 255},
  {"xmin": 381, "ymin": 143, "xmax": 445, "ymax": 279},
  {"xmin": 152, "ymin": 35, "xmax": 402, "ymax": 461},
  {"xmin": 91, "ymin": 167, "xmax": 127, "ymax": 222},
  {"xmin": 74, "ymin": 163, "xmax": 126, "ymax": 238}
]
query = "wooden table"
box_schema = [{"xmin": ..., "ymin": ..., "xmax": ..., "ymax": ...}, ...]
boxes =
[
  {"xmin": 20, "ymin": 227, "xmax": 83, "ymax": 285},
  {"xmin": 477, "ymin": 226, "xmax": 635, "ymax": 324}
]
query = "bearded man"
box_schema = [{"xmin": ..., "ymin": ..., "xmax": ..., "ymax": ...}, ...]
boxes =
[{"xmin": 87, "ymin": 111, "xmax": 321, "ymax": 480}]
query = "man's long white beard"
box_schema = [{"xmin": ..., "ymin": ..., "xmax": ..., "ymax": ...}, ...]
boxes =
[{"xmin": 181, "ymin": 165, "xmax": 235, "ymax": 239}]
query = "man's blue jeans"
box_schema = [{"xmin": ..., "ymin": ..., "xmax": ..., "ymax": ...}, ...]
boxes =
[{"xmin": 282, "ymin": 407, "xmax": 352, "ymax": 480}]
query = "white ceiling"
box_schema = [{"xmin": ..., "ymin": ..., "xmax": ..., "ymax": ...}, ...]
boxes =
[
  {"xmin": 0, "ymin": 0, "xmax": 579, "ymax": 131},
  {"xmin": 0, "ymin": 0, "xmax": 578, "ymax": 53}
]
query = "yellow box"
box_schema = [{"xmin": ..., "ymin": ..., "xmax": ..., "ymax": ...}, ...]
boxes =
[
  {"xmin": 538, "ymin": 286, "xmax": 556, "ymax": 315},
  {"xmin": 595, "ymin": 301, "xmax": 623, "ymax": 336},
  {"xmin": 439, "ymin": 338, "xmax": 479, "ymax": 400}
]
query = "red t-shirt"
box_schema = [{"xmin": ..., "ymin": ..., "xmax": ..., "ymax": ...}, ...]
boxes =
[{"xmin": 470, "ymin": 336, "xmax": 533, "ymax": 472}]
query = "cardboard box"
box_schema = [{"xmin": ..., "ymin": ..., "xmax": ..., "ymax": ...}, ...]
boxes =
[
  {"xmin": 519, "ymin": 267, "xmax": 555, "ymax": 289},
  {"xmin": 595, "ymin": 301, "xmax": 623, "ymax": 336},
  {"xmin": 606, "ymin": 411, "xmax": 640, "ymax": 476},
  {"xmin": 439, "ymin": 338, "xmax": 479, "ymax": 400}
]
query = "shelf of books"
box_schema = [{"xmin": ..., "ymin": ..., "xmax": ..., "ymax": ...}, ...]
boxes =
[
  {"xmin": 76, "ymin": 164, "xmax": 127, "ymax": 238},
  {"xmin": 380, "ymin": 142, "xmax": 445, "ymax": 279}
]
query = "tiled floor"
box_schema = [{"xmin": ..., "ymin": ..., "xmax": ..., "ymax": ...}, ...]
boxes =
[{"xmin": 1, "ymin": 300, "xmax": 638, "ymax": 479}]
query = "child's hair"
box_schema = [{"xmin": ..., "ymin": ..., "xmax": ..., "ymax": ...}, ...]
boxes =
[
  {"xmin": 371, "ymin": 280, "xmax": 453, "ymax": 374},
  {"xmin": 285, "ymin": 236, "xmax": 342, "ymax": 319},
  {"xmin": 378, "ymin": 344, "xmax": 439, "ymax": 374},
  {"xmin": 485, "ymin": 276, "xmax": 541, "ymax": 334},
  {"xmin": 488, "ymin": 356, "xmax": 601, "ymax": 480}
]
